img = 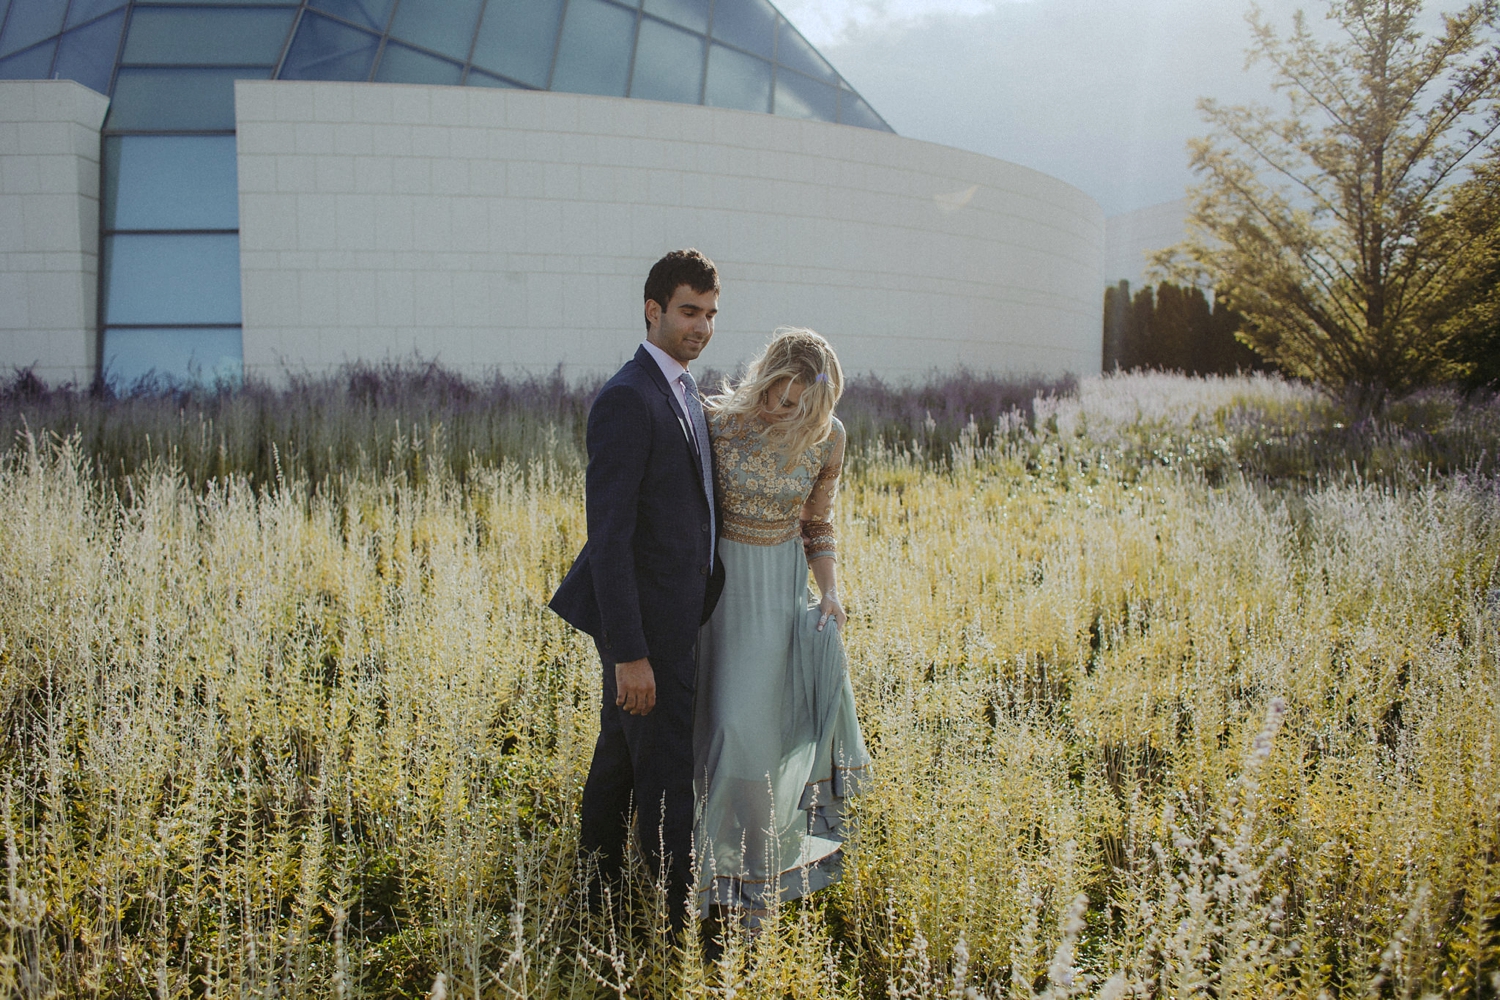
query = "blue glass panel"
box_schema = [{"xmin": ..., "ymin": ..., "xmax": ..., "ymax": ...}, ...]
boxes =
[
  {"xmin": 105, "ymin": 135, "xmax": 238, "ymax": 230},
  {"xmin": 703, "ymin": 42, "xmax": 768, "ymax": 113},
  {"xmin": 709, "ymin": 0, "xmax": 773, "ymax": 58},
  {"xmin": 630, "ymin": 17, "xmax": 700, "ymax": 104},
  {"xmin": 470, "ymin": 0, "xmax": 561, "ymax": 88},
  {"xmin": 466, "ymin": 68, "xmax": 517, "ymax": 88},
  {"xmin": 66, "ymin": 0, "xmax": 126, "ymax": 31},
  {"xmin": 278, "ymin": 12, "xmax": 377, "ymax": 81},
  {"xmin": 109, "ymin": 66, "xmax": 263, "ymax": 129},
  {"xmin": 105, "ymin": 234, "xmax": 242, "ymax": 325},
  {"xmin": 387, "ymin": 0, "xmax": 480, "ymax": 61},
  {"xmin": 773, "ymin": 67, "xmax": 835, "ymax": 122},
  {"xmin": 642, "ymin": 0, "xmax": 706, "ymax": 34},
  {"xmin": 52, "ymin": 10, "xmax": 124, "ymax": 94},
  {"xmin": 0, "ymin": 37, "xmax": 54, "ymax": 78},
  {"xmin": 123, "ymin": 8, "xmax": 294, "ymax": 65},
  {"xmin": 307, "ymin": 0, "xmax": 392, "ymax": 32},
  {"xmin": 373, "ymin": 40, "xmax": 460, "ymax": 84},
  {"xmin": 552, "ymin": 0, "xmax": 635, "ymax": 97},
  {"xmin": 775, "ymin": 20, "xmax": 833, "ymax": 83},
  {"xmin": 0, "ymin": 0, "xmax": 65, "ymax": 58},
  {"xmin": 838, "ymin": 90, "xmax": 887, "ymax": 131},
  {"xmin": 103, "ymin": 327, "xmax": 243, "ymax": 387}
]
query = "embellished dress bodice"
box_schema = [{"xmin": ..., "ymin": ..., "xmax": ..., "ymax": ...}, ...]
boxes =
[{"xmin": 708, "ymin": 411, "xmax": 844, "ymax": 559}]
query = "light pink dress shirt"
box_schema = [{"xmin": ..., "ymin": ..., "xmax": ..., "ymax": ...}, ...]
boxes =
[{"xmin": 641, "ymin": 339, "xmax": 699, "ymax": 450}]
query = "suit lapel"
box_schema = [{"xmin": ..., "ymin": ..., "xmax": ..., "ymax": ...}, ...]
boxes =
[{"xmin": 633, "ymin": 344, "xmax": 699, "ymax": 457}]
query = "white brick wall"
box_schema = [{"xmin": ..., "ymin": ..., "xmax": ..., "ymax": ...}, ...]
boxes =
[
  {"xmin": 0, "ymin": 81, "xmax": 110, "ymax": 386},
  {"xmin": 1105, "ymin": 198, "xmax": 1189, "ymax": 290},
  {"xmin": 236, "ymin": 81, "xmax": 1105, "ymax": 382}
]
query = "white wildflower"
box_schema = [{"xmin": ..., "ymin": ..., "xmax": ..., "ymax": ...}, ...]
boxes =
[
  {"xmin": 1250, "ymin": 697, "xmax": 1286, "ymax": 763},
  {"xmin": 1046, "ymin": 893, "xmax": 1088, "ymax": 996},
  {"xmin": 1097, "ymin": 972, "xmax": 1129, "ymax": 1000}
]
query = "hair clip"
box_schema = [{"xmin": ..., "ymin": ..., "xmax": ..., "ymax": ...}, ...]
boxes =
[{"xmin": 815, "ymin": 372, "xmax": 828, "ymax": 383}]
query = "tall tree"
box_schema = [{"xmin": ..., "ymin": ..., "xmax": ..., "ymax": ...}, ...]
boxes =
[
  {"xmin": 1150, "ymin": 283, "xmax": 1213, "ymax": 371},
  {"xmin": 1160, "ymin": 0, "xmax": 1500, "ymax": 407},
  {"xmin": 1127, "ymin": 284, "xmax": 1156, "ymax": 370},
  {"xmin": 1430, "ymin": 149, "xmax": 1500, "ymax": 388},
  {"xmin": 1100, "ymin": 281, "xmax": 1270, "ymax": 374},
  {"xmin": 1206, "ymin": 293, "xmax": 1268, "ymax": 373},
  {"xmin": 1103, "ymin": 280, "xmax": 1132, "ymax": 370}
]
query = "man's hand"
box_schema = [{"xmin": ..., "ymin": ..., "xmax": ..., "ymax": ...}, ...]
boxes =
[{"xmin": 615, "ymin": 658, "xmax": 656, "ymax": 715}]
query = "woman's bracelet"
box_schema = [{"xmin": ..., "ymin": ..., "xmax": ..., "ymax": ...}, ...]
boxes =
[{"xmin": 822, "ymin": 589, "xmax": 840, "ymax": 604}]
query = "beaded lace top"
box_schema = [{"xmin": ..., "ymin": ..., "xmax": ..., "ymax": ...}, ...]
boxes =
[{"xmin": 708, "ymin": 411, "xmax": 844, "ymax": 559}]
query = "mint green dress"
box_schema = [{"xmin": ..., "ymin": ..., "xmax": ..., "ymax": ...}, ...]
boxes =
[{"xmin": 693, "ymin": 412, "xmax": 870, "ymax": 914}]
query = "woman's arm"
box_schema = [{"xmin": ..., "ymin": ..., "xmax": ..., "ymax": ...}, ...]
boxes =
[
  {"xmin": 810, "ymin": 555, "xmax": 844, "ymax": 632},
  {"xmin": 801, "ymin": 420, "xmax": 846, "ymax": 632}
]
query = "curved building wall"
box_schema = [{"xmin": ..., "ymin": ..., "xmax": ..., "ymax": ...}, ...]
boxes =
[
  {"xmin": 0, "ymin": 81, "xmax": 109, "ymax": 386},
  {"xmin": 1105, "ymin": 197, "xmax": 1188, "ymax": 291},
  {"xmin": 235, "ymin": 81, "xmax": 1103, "ymax": 381}
]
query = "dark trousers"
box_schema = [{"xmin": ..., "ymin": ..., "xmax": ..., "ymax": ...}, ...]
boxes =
[{"xmin": 579, "ymin": 639, "xmax": 696, "ymax": 930}]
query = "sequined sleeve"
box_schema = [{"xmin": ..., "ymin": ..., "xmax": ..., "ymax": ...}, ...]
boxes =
[{"xmin": 800, "ymin": 418, "xmax": 844, "ymax": 561}]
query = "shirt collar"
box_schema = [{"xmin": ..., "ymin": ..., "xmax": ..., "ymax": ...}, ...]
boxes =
[{"xmin": 641, "ymin": 339, "xmax": 689, "ymax": 385}]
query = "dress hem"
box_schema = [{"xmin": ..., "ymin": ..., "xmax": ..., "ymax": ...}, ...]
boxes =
[{"xmin": 696, "ymin": 848, "xmax": 845, "ymax": 914}]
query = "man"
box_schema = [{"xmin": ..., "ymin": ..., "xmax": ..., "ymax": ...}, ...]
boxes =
[{"xmin": 549, "ymin": 248, "xmax": 723, "ymax": 930}]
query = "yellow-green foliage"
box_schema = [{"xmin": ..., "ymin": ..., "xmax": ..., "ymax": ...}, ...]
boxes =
[{"xmin": 0, "ymin": 375, "xmax": 1496, "ymax": 998}]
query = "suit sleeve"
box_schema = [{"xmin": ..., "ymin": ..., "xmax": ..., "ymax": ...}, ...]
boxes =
[{"xmin": 585, "ymin": 382, "xmax": 652, "ymax": 663}]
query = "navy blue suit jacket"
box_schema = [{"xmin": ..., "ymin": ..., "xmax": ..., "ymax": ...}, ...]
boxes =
[{"xmin": 549, "ymin": 345, "xmax": 723, "ymax": 667}]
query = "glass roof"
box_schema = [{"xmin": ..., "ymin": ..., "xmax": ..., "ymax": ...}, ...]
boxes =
[{"xmin": 0, "ymin": 0, "xmax": 892, "ymax": 132}]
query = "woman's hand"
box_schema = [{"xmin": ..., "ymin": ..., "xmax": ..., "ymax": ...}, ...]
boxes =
[{"xmin": 817, "ymin": 590, "xmax": 846, "ymax": 632}]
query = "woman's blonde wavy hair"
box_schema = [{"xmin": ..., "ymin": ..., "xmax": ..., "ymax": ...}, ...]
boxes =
[{"xmin": 707, "ymin": 328, "xmax": 844, "ymax": 464}]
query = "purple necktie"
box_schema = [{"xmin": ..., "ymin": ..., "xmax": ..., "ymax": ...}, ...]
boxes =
[{"xmin": 678, "ymin": 371, "xmax": 715, "ymax": 566}]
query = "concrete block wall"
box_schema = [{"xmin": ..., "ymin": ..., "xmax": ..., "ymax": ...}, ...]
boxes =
[
  {"xmin": 0, "ymin": 81, "xmax": 110, "ymax": 386},
  {"xmin": 236, "ymin": 81, "xmax": 1104, "ymax": 382}
]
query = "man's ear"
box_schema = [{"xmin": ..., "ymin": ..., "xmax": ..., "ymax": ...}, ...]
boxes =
[{"xmin": 644, "ymin": 297, "xmax": 662, "ymax": 333}]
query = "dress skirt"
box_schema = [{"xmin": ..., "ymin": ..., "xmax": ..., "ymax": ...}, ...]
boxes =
[{"xmin": 692, "ymin": 535, "xmax": 870, "ymax": 913}]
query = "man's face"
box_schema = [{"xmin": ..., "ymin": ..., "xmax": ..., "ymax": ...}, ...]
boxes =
[{"xmin": 646, "ymin": 285, "xmax": 717, "ymax": 365}]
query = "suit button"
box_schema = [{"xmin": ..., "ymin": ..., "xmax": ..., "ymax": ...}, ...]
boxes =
[
  {"xmin": 701, "ymin": 523, "xmax": 709, "ymax": 532},
  {"xmin": 700, "ymin": 565, "xmax": 709, "ymax": 576}
]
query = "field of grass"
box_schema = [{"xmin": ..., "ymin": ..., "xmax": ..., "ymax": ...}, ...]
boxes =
[{"xmin": 0, "ymin": 370, "xmax": 1496, "ymax": 998}]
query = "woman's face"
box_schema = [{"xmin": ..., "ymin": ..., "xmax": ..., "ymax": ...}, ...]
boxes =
[{"xmin": 759, "ymin": 377, "xmax": 806, "ymax": 422}]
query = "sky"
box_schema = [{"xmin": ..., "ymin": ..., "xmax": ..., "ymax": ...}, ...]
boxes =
[{"xmin": 776, "ymin": 0, "xmax": 1455, "ymax": 216}]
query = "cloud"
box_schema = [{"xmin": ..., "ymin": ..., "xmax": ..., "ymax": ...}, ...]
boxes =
[
  {"xmin": 777, "ymin": 0, "xmax": 1003, "ymax": 47},
  {"xmin": 796, "ymin": 0, "xmax": 1250, "ymax": 212},
  {"xmin": 781, "ymin": 0, "xmax": 1469, "ymax": 215}
]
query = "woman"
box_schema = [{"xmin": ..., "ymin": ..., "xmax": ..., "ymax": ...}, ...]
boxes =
[{"xmin": 693, "ymin": 328, "xmax": 870, "ymax": 919}]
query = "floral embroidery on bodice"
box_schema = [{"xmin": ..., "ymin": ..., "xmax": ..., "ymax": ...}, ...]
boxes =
[{"xmin": 708, "ymin": 411, "xmax": 844, "ymax": 558}]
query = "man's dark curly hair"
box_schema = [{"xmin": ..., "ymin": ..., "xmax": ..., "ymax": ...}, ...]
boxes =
[{"xmin": 643, "ymin": 249, "xmax": 719, "ymax": 331}]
